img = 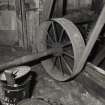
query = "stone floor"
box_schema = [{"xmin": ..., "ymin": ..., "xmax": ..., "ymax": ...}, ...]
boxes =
[{"xmin": 0, "ymin": 45, "xmax": 104, "ymax": 105}]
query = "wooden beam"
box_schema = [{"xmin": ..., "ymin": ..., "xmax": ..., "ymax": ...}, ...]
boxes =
[
  {"xmin": 0, "ymin": 48, "xmax": 59, "ymax": 72},
  {"xmin": 20, "ymin": 0, "xmax": 28, "ymax": 49},
  {"xmin": 73, "ymin": 5, "xmax": 105, "ymax": 77},
  {"xmin": 15, "ymin": 0, "xmax": 24, "ymax": 47}
]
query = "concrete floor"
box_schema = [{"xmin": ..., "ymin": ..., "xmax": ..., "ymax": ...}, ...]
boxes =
[{"xmin": 0, "ymin": 46, "xmax": 104, "ymax": 105}]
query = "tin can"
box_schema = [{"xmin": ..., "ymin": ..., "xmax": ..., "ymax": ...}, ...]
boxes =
[{"xmin": 0, "ymin": 66, "xmax": 31, "ymax": 105}]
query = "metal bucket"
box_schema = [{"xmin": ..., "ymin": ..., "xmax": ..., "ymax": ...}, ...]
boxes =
[{"xmin": 0, "ymin": 66, "xmax": 31, "ymax": 105}]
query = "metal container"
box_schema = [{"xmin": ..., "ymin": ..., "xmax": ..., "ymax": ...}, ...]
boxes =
[{"xmin": 0, "ymin": 66, "xmax": 31, "ymax": 105}]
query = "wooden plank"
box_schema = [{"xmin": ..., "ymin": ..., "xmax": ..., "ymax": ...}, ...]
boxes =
[
  {"xmin": 76, "ymin": 62, "xmax": 105, "ymax": 103},
  {"xmin": 15, "ymin": 0, "xmax": 25, "ymax": 48},
  {"xmin": 20, "ymin": 0, "xmax": 28, "ymax": 49},
  {"xmin": 0, "ymin": 48, "xmax": 59, "ymax": 72},
  {"xmin": 25, "ymin": 0, "xmax": 39, "ymax": 52},
  {"xmin": 16, "ymin": 0, "xmax": 40, "ymax": 50},
  {"xmin": 73, "ymin": 5, "xmax": 105, "ymax": 77},
  {"xmin": 32, "ymin": 11, "xmax": 39, "ymax": 52},
  {"xmin": 41, "ymin": 0, "xmax": 55, "ymax": 22},
  {"xmin": 26, "ymin": 10, "xmax": 39, "ymax": 52}
]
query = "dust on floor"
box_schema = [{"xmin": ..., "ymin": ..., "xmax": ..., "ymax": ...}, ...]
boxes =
[
  {"xmin": 0, "ymin": 46, "xmax": 103, "ymax": 105},
  {"xmin": 31, "ymin": 64, "xmax": 104, "ymax": 105}
]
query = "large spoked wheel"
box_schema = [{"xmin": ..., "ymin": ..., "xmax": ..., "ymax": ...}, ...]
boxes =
[{"xmin": 37, "ymin": 18, "xmax": 85, "ymax": 81}]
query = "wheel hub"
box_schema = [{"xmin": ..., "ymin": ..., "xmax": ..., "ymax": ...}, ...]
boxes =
[{"xmin": 53, "ymin": 43, "xmax": 63, "ymax": 56}]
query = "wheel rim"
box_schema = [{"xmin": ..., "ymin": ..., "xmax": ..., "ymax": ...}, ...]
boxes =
[{"xmin": 37, "ymin": 18, "xmax": 85, "ymax": 81}]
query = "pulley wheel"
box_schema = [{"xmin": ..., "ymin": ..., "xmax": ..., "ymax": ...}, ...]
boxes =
[{"xmin": 37, "ymin": 18, "xmax": 85, "ymax": 81}]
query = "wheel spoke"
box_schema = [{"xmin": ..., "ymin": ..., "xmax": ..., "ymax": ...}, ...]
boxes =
[
  {"xmin": 51, "ymin": 22, "xmax": 57, "ymax": 42},
  {"xmin": 62, "ymin": 41, "xmax": 72, "ymax": 47},
  {"xmin": 61, "ymin": 56, "xmax": 72, "ymax": 74},
  {"xmin": 47, "ymin": 32, "xmax": 55, "ymax": 44},
  {"xmin": 52, "ymin": 56, "xmax": 58, "ymax": 69},
  {"xmin": 46, "ymin": 39, "xmax": 54, "ymax": 47},
  {"xmin": 58, "ymin": 56, "xmax": 65, "ymax": 75},
  {"xmin": 46, "ymin": 41, "xmax": 53, "ymax": 47},
  {"xmin": 59, "ymin": 29, "xmax": 64, "ymax": 42},
  {"xmin": 63, "ymin": 51, "xmax": 74, "ymax": 59}
]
